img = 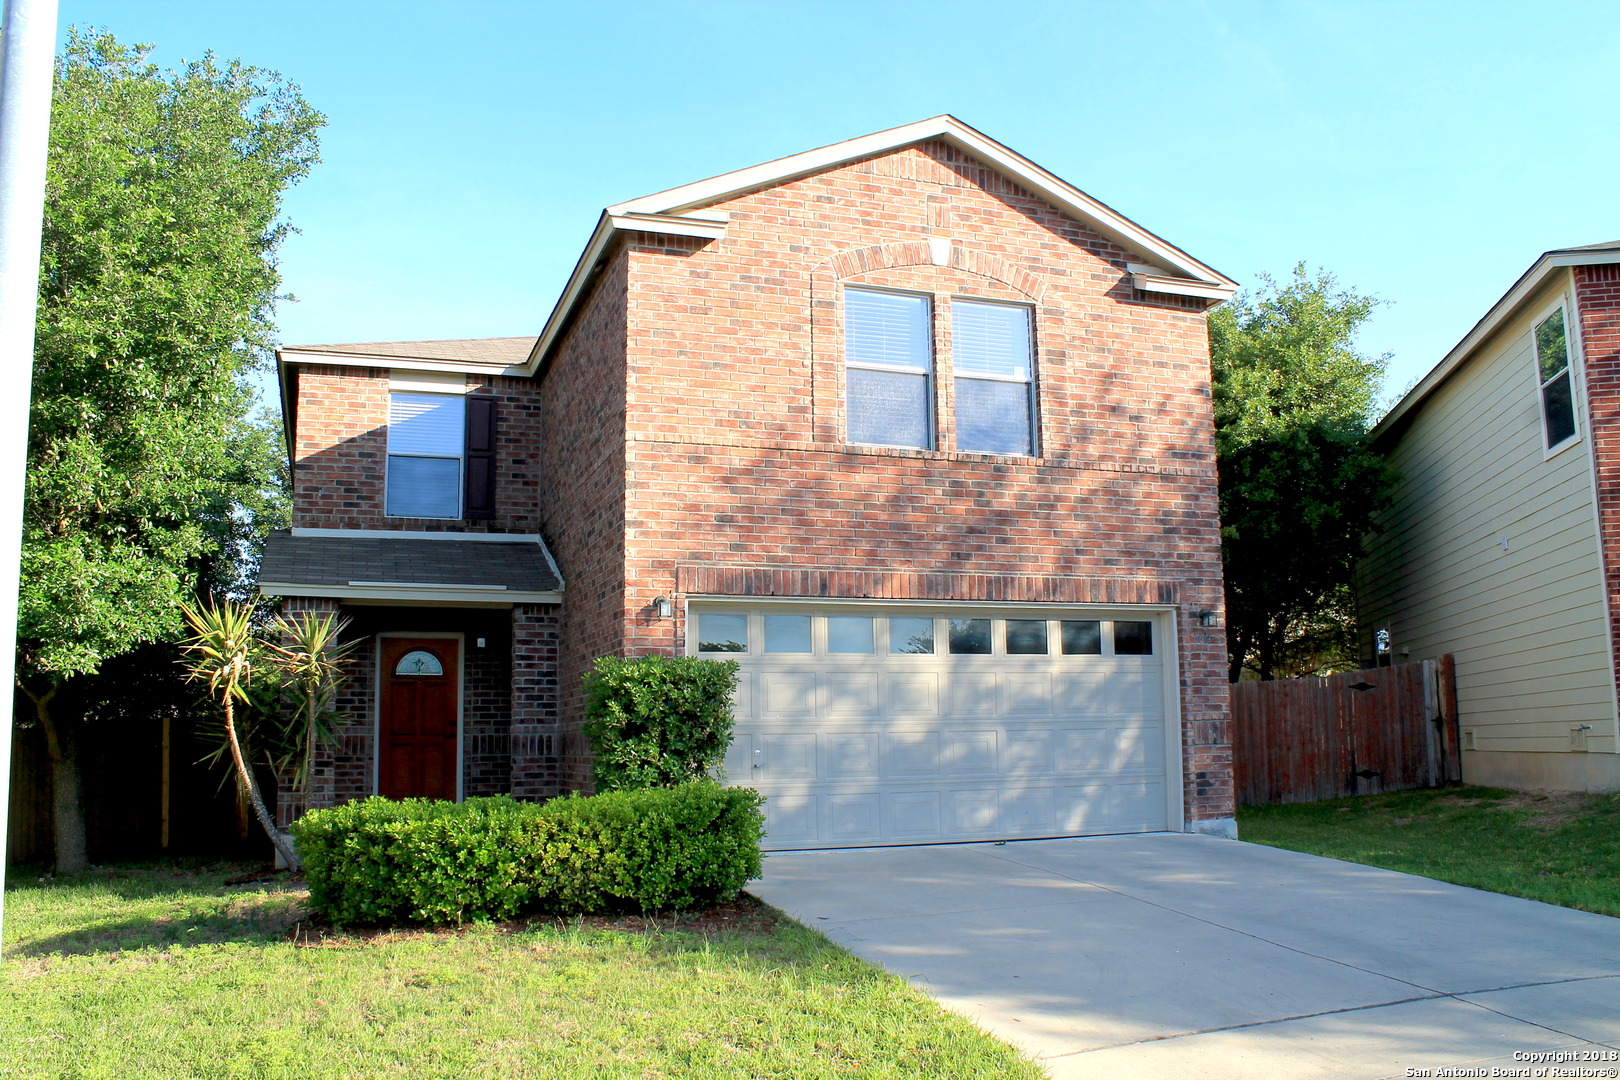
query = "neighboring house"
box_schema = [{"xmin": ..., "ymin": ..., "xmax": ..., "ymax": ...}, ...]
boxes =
[
  {"xmin": 1361, "ymin": 243, "xmax": 1620, "ymax": 793},
  {"xmin": 261, "ymin": 115, "xmax": 1242, "ymax": 848}
]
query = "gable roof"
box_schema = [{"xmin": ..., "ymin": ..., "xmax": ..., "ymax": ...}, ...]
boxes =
[
  {"xmin": 1373, "ymin": 242, "xmax": 1620, "ymax": 441},
  {"xmin": 526, "ymin": 115, "xmax": 1237, "ymax": 374}
]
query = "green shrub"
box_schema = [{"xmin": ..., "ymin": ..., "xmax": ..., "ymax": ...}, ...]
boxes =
[
  {"xmin": 293, "ymin": 781, "xmax": 765, "ymax": 925},
  {"xmin": 581, "ymin": 655, "xmax": 740, "ymax": 792}
]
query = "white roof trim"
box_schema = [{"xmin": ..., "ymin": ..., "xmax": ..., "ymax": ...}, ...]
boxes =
[
  {"xmin": 1128, "ymin": 272, "xmax": 1234, "ymax": 301},
  {"xmin": 608, "ymin": 116, "xmax": 1233, "ymax": 293},
  {"xmin": 261, "ymin": 581, "xmax": 563, "ymax": 605},
  {"xmin": 278, "ymin": 349, "xmax": 526, "ymax": 378},
  {"xmin": 526, "ymin": 115, "xmax": 1235, "ymax": 373},
  {"xmin": 1373, "ymin": 247, "xmax": 1620, "ymax": 440},
  {"xmin": 607, "ymin": 209, "xmax": 728, "ymax": 239}
]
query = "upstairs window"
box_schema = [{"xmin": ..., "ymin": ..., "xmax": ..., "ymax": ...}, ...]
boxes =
[
  {"xmin": 387, "ymin": 392, "xmax": 464, "ymax": 518},
  {"xmin": 953, "ymin": 299, "xmax": 1034, "ymax": 455},
  {"xmin": 845, "ymin": 289, "xmax": 933, "ymax": 449},
  {"xmin": 1535, "ymin": 307, "xmax": 1577, "ymax": 451}
]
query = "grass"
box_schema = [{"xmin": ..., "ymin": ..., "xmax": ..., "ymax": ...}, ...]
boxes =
[
  {"xmin": 1238, "ymin": 785, "xmax": 1620, "ymax": 917},
  {"xmin": 0, "ymin": 862, "xmax": 1043, "ymax": 1080}
]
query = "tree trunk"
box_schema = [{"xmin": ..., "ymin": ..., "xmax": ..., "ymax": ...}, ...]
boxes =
[
  {"xmin": 1227, "ymin": 625, "xmax": 1248, "ymax": 683},
  {"xmin": 20, "ymin": 681, "xmax": 89, "ymax": 874},
  {"xmin": 302, "ymin": 693, "xmax": 317, "ymax": 808},
  {"xmin": 222, "ymin": 694, "xmax": 299, "ymax": 871}
]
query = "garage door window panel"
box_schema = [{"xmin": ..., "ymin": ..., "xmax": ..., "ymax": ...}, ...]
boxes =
[
  {"xmin": 889, "ymin": 617, "xmax": 935, "ymax": 655},
  {"xmin": 826, "ymin": 616, "xmax": 874, "ymax": 654},
  {"xmin": 1061, "ymin": 620, "xmax": 1102, "ymax": 655},
  {"xmin": 948, "ymin": 618, "xmax": 992, "ymax": 654},
  {"xmin": 697, "ymin": 612, "xmax": 748, "ymax": 653},
  {"xmin": 1005, "ymin": 619, "xmax": 1049, "ymax": 655},
  {"xmin": 1113, "ymin": 621, "xmax": 1154, "ymax": 655},
  {"xmin": 764, "ymin": 615, "xmax": 812, "ymax": 654}
]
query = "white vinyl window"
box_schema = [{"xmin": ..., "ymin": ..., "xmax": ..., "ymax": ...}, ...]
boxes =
[
  {"xmin": 953, "ymin": 299, "xmax": 1034, "ymax": 455},
  {"xmin": 1534, "ymin": 307, "xmax": 1577, "ymax": 451},
  {"xmin": 386, "ymin": 392, "xmax": 465, "ymax": 518},
  {"xmin": 844, "ymin": 289, "xmax": 933, "ymax": 449}
]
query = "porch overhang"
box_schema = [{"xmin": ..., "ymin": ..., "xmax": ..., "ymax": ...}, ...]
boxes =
[{"xmin": 259, "ymin": 530, "xmax": 564, "ymax": 606}]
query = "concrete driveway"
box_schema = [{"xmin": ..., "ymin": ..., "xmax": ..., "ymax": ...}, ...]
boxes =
[{"xmin": 747, "ymin": 834, "xmax": 1620, "ymax": 1079}]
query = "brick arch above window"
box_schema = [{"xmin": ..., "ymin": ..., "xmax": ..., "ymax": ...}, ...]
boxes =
[{"xmin": 820, "ymin": 241, "xmax": 1046, "ymax": 302}]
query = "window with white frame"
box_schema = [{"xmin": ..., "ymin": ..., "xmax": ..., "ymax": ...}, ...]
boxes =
[
  {"xmin": 953, "ymin": 298, "xmax": 1034, "ymax": 455},
  {"xmin": 386, "ymin": 392, "xmax": 465, "ymax": 518},
  {"xmin": 844, "ymin": 288, "xmax": 933, "ymax": 449},
  {"xmin": 1535, "ymin": 307, "xmax": 1577, "ymax": 451}
]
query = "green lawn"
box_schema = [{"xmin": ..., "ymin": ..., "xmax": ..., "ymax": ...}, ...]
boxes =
[
  {"xmin": 1, "ymin": 863, "xmax": 1042, "ymax": 1080},
  {"xmin": 1238, "ymin": 785, "xmax": 1620, "ymax": 917}
]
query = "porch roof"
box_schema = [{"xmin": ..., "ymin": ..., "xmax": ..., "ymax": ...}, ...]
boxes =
[{"xmin": 259, "ymin": 530, "xmax": 564, "ymax": 605}]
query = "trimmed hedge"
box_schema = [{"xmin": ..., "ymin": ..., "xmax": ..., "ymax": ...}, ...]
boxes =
[
  {"xmin": 582, "ymin": 655, "xmax": 740, "ymax": 792},
  {"xmin": 293, "ymin": 781, "xmax": 765, "ymax": 925}
]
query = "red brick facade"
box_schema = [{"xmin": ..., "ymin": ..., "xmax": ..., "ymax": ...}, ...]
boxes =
[
  {"xmin": 1576, "ymin": 264, "xmax": 1620, "ymax": 710},
  {"xmin": 594, "ymin": 142, "xmax": 1232, "ymax": 823},
  {"xmin": 290, "ymin": 367, "xmax": 544, "ymax": 534},
  {"xmin": 280, "ymin": 136, "xmax": 1235, "ymax": 828}
]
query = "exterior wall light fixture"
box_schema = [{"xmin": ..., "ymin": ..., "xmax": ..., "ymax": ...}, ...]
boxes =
[
  {"xmin": 1196, "ymin": 609, "xmax": 1216, "ymax": 628},
  {"xmin": 653, "ymin": 595, "xmax": 673, "ymax": 619}
]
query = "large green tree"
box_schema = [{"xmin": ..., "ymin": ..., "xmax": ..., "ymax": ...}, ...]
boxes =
[
  {"xmin": 1211, "ymin": 265, "xmax": 1396, "ymax": 682},
  {"xmin": 15, "ymin": 31, "xmax": 320, "ymax": 871}
]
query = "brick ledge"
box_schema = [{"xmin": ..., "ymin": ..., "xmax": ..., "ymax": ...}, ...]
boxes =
[
  {"xmin": 675, "ymin": 564, "xmax": 1178, "ymax": 605},
  {"xmin": 630, "ymin": 434, "xmax": 1211, "ymax": 478}
]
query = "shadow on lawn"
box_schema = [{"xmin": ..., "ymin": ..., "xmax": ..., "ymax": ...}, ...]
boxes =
[
  {"xmin": 5, "ymin": 862, "xmax": 308, "ymax": 958},
  {"xmin": 8, "ymin": 862, "xmax": 831, "ymax": 967}
]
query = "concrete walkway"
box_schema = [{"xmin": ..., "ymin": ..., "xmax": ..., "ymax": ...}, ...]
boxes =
[{"xmin": 747, "ymin": 834, "xmax": 1620, "ymax": 1079}]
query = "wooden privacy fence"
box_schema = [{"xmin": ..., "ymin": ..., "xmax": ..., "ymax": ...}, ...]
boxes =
[{"xmin": 1232, "ymin": 656, "xmax": 1461, "ymax": 806}]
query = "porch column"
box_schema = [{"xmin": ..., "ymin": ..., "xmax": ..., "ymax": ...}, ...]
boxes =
[{"xmin": 508, "ymin": 602, "xmax": 561, "ymax": 800}]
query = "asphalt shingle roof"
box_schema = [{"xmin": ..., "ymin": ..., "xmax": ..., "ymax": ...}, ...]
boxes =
[
  {"xmin": 280, "ymin": 337, "xmax": 536, "ymax": 366},
  {"xmin": 260, "ymin": 531, "xmax": 561, "ymax": 593}
]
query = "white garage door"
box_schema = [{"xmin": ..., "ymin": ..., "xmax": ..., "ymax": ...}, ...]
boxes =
[{"xmin": 689, "ymin": 603, "xmax": 1175, "ymax": 850}]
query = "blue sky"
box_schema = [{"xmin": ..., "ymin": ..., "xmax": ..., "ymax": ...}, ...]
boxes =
[{"xmin": 57, "ymin": 0, "xmax": 1620, "ymax": 404}]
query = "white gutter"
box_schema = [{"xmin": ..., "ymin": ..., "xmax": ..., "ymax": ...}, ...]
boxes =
[
  {"xmin": 1127, "ymin": 271, "xmax": 1236, "ymax": 301},
  {"xmin": 260, "ymin": 581, "xmax": 563, "ymax": 605},
  {"xmin": 276, "ymin": 348, "xmax": 525, "ymax": 379}
]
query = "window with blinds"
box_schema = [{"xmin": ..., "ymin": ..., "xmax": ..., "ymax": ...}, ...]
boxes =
[
  {"xmin": 844, "ymin": 288, "xmax": 933, "ymax": 448},
  {"xmin": 953, "ymin": 299, "xmax": 1033, "ymax": 455},
  {"xmin": 386, "ymin": 392, "xmax": 465, "ymax": 518}
]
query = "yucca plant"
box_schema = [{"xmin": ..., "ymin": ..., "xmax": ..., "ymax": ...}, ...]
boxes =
[
  {"xmin": 179, "ymin": 596, "xmax": 299, "ymax": 870},
  {"xmin": 266, "ymin": 609, "xmax": 356, "ymax": 803}
]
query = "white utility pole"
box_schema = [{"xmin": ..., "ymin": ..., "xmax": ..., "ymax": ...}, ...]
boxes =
[{"xmin": 0, "ymin": 0, "xmax": 58, "ymax": 946}]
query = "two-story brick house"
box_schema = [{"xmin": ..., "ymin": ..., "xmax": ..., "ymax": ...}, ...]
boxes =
[{"xmin": 262, "ymin": 116, "xmax": 1241, "ymax": 848}]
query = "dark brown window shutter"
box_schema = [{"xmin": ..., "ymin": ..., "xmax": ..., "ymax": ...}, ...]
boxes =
[{"xmin": 464, "ymin": 395, "xmax": 497, "ymax": 520}]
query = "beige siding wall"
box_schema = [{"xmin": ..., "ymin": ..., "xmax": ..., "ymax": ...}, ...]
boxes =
[{"xmin": 1361, "ymin": 273, "xmax": 1618, "ymax": 764}]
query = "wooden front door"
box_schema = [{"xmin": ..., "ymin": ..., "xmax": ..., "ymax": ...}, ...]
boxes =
[{"xmin": 379, "ymin": 637, "xmax": 459, "ymax": 800}]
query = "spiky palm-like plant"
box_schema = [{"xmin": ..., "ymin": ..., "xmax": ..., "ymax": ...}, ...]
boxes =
[
  {"xmin": 266, "ymin": 609, "xmax": 356, "ymax": 804},
  {"xmin": 179, "ymin": 597, "xmax": 299, "ymax": 869}
]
